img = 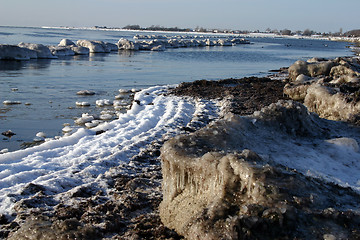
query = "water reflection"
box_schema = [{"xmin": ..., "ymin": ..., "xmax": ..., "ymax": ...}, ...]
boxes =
[{"xmin": 0, "ymin": 59, "xmax": 52, "ymax": 71}]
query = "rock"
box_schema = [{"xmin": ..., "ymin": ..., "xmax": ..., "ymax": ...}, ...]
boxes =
[
  {"xmin": 2, "ymin": 130, "xmax": 16, "ymax": 138},
  {"xmin": 288, "ymin": 60, "xmax": 335, "ymax": 81},
  {"xmin": 0, "ymin": 44, "xmax": 37, "ymax": 60},
  {"xmin": 295, "ymin": 74, "xmax": 312, "ymax": 82},
  {"xmin": 36, "ymin": 132, "xmax": 46, "ymax": 138},
  {"xmin": 288, "ymin": 60, "xmax": 309, "ymax": 80},
  {"xmin": 74, "ymin": 113, "xmax": 94, "ymax": 125},
  {"xmin": 70, "ymin": 46, "xmax": 89, "ymax": 55},
  {"xmin": 283, "ymin": 82, "xmax": 311, "ymax": 101},
  {"xmin": 58, "ymin": 39, "xmax": 75, "ymax": 47},
  {"xmin": 205, "ymin": 39, "xmax": 215, "ymax": 46},
  {"xmin": 285, "ymin": 57, "xmax": 360, "ymax": 123},
  {"xmin": 159, "ymin": 100, "xmax": 360, "ymax": 239},
  {"xmin": 18, "ymin": 43, "xmax": 57, "ymax": 59},
  {"xmin": 217, "ymin": 39, "xmax": 233, "ymax": 46},
  {"xmin": 304, "ymin": 83, "xmax": 360, "ymax": 122},
  {"xmin": 76, "ymin": 90, "xmax": 95, "ymax": 95},
  {"xmin": 93, "ymin": 41, "xmax": 116, "ymax": 52},
  {"xmin": 49, "ymin": 46, "xmax": 75, "ymax": 56},
  {"xmin": 117, "ymin": 38, "xmax": 140, "ymax": 51},
  {"xmin": 76, "ymin": 40, "xmax": 109, "ymax": 53},
  {"xmin": 151, "ymin": 45, "xmax": 166, "ymax": 51}
]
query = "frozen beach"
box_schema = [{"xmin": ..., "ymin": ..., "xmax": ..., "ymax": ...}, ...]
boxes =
[
  {"xmin": 1, "ymin": 27, "xmax": 360, "ymax": 239},
  {"xmin": 0, "ymin": 26, "xmax": 354, "ymax": 152}
]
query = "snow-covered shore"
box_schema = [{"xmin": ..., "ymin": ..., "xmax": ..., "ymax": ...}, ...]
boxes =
[
  {"xmin": 0, "ymin": 86, "xmax": 219, "ymax": 216},
  {"xmin": 1, "ymin": 55, "xmax": 360, "ymax": 238}
]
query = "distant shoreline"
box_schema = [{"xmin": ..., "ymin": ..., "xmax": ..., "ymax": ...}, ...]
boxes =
[{"xmin": 40, "ymin": 25, "xmax": 360, "ymax": 43}]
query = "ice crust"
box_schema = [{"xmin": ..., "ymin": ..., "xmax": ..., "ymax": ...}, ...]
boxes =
[
  {"xmin": 0, "ymin": 86, "xmax": 219, "ymax": 216},
  {"xmin": 285, "ymin": 57, "xmax": 360, "ymax": 123},
  {"xmin": 160, "ymin": 100, "xmax": 360, "ymax": 238}
]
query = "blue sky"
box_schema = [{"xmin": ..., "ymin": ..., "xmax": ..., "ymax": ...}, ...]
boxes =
[{"xmin": 0, "ymin": 0, "xmax": 358, "ymax": 32}]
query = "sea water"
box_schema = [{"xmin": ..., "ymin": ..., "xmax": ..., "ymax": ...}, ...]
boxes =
[{"xmin": 0, "ymin": 26, "xmax": 354, "ymax": 151}]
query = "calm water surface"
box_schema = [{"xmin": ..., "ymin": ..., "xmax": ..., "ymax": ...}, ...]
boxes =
[{"xmin": 0, "ymin": 26, "xmax": 354, "ymax": 151}]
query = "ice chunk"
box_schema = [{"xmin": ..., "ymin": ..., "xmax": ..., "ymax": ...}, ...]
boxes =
[
  {"xmin": 62, "ymin": 126, "xmax": 73, "ymax": 133},
  {"xmin": 76, "ymin": 90, "xmax": 95, "ymax": 95},
  {"xmin": 75, "ymin": 101, "xmax": 91, "ymax": 107},
  {"xmin": 76, "ymin": 40, "xmax": 109, "ymax": 53},
  {"xmin": 49, "ymin": 46, "xmax": 75, "ymax": 56},
  {"xmin": 18, "ymin": 42, "xmax": 57, "ymax": 59},
  {"xmin": 74, "ymin": 113, "xmax": 94, "ymax": 125},
  {"xmin": 96, "ymin": 99, "xmax": 112, "ymax": 107},
  {"xmin": 58, "ymin": 38, "xmax": 76, "ymax": 47},
  {"xmin": 0, "ymin": 44, "xmax": 36, "ymax": 60},
  {"xmin": 0, "ymin": 149, "xmax": 9, "ymax": 154},
  {"xmin": 3, "ymin": 100, "xmax": 21, "ymax": 105},
  {"xmin": 160, "ymin": 100, "xmax": 360, "ymax": 238},
  {"xmin": 36, "ymin": 132, "xmax": 46, "ymax": 138}
]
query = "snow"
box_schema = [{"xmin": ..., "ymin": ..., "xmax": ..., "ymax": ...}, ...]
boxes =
[
  {"xmin": 0, "ymin": 86, "xmax": 217, "ymax": 216},
  {"xmin": 0, "ymin": 85, "xmax": 359, "ymax": 218}
]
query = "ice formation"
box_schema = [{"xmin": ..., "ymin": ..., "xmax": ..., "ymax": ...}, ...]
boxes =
[
  {"xmin": 75, "ymin": 101, "xmax": 91, "ymax": 107},
  {"xmin": 285, "ymin": 57, "xmax": 360, "ymax": 123},
  {"xmin": 0, "ymin": 45, "xmax": 36, "ymax": 60},
  {"xmin": 58, "ymin": 39, "xmax": 76, "ymax": 47},
  {"xmin": 95, "ymin": 99, "xmax": 112, "ymax": 107},
  {"xmin": 74, "ymin": 113, "xmax": 94, "ymax": 125},
  {"xmin": 160, "ymin": 100, "xmax": 360, "ymax": 239},
  {"xmin": 0, "ymin": 86, "xmax": 219, "ymax": 220},
  {"xmin": 76, "ymin": 90, "xmax": 95, "ymax": 96},
  {"xmin": 76, "ymin": 40, "xmax": 116, "ymax": 53},
  {"xmin": 17, "ymin": 43, "xmax": 57, "ymax": 59}
]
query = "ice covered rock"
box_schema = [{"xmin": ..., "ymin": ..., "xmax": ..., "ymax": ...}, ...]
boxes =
[
  {"xmin": 58, "ymin": 39, "xmax": 75, "ymax": 47},
  {"xmin": 75, "ymin": 101, "xmax": 91, "ymax": 107},
  {"xmin": 285, "ymin": 57, "xmax": 360, "ymax": 123},
  {"xmin": 0, "ymin": 44, "xmax": 37, "ymax": 60},
  {"xmin": 283, "ymin": 82, "xmax": 311, "ymax": 101},
  {"xmin": 18, "ymin": 43, "xmax": 57, "ymax": 59},
  {"xmin": 76, "ymin": 40, "xmax": 109, "ymax": 53},
  {"xmin": 304, "ymin": 83, "xmax": 360, "ymax": 122},
  {"xmin": 99, "ymin": 113, "xmax": 113, "ymax": 120},
  {"xmin": 74, "ymin": 113, "xmax": 94, "ymax": 125},
  {"xmin": 117, "ymin": 38, "xmax": 140, "ymax": 51},
  {"xmin": 84, "ymin": 120, "xmax": 102, "ymax": 128},
  {"xmin": 0, "ymin": 148, "xmax": 9, "ymax": 154},
  {"xmin": 36, "ymin": 132, "xmax": 46, "ymax": 138},
  {"xmin": 217, "ymin": 39, "xmax": 233, "ymax": 46},
  {"xmin": 96, "ymin": 99, "xmax": 112, "ymax": 107},
  {"xmin": 93, "ymin": 41, "xmax": 117, "ymax": 52},
  {"xmin": 70, "ymin": 46, "xmax": 90, "ymax": 55},
  {"xmin": 160, "ymin": 100, "xmax": 360, "ymax": 239},
  {"xmin": 62, "ymin": 126, "xmax": 73, "ymax": 133},
  {"xmin": 151, "ymin": 44, "xmax": 166, "ymax": 51},
  {"xmin": 49, "ymin": 46, "xmax": 75, "ymax": 56},
  {"xmin": 76, "ymin": 90, "xmax": 95, "ymax": 95},
  {"xmin": 288, "ymin": 60, "xmax": 335, "ymax": 81}
]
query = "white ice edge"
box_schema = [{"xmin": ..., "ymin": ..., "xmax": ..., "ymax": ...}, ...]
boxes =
[{"xmin": 0, "ymin": 85, "xmax": 218, "ymax": 215}]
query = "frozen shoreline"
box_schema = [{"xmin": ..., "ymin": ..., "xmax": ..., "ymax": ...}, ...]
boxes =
[
  {"xmin": 40, "ymin": 25, "xmax": 360, "ymax": 42},
  {"xmin": 1, "ymin": 42, "xmax": 360, "ymax": 237}
]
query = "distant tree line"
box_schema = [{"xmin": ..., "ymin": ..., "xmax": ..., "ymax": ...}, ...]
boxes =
[
  {"xmin": 344, "ymin": 29, "xmax": 360, "ymax": 37},
  {"xmin": 98, "ymin": 24, "xmax": 360, "ymax": 37},
  {"xmin": 123, "ymin": 24, "xmax": 192, "ymax": 32}
]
